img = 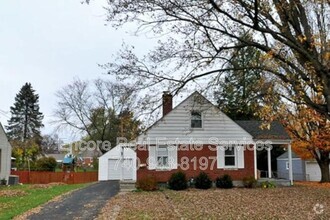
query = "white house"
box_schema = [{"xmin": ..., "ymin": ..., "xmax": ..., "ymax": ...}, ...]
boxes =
[{"xmin": 0, "ymin": 123, "xmax": 12, "ymax": 183}]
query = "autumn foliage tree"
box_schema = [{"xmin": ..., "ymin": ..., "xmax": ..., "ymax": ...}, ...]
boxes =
[
  {"xmin": 283, "ymin": 103, "xmax": 330, "ymax": 182},
  {"xmin": 86, "ymin": 0, "xmax": 330, "ymax": 180}
]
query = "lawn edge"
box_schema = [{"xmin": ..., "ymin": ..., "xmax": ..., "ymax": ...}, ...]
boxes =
[{"xmin": 12, "ymin": 183, "xmax": 94, "ymax": 220}]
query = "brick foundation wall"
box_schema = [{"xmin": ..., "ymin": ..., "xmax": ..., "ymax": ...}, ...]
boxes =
[{"xmin": 137, "ymin": 144, "xmax": 254, "ymax": 182}]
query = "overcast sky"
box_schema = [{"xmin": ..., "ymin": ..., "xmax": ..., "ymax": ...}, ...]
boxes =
[{"xmin": 0, "ymin": 1, "xmax": 154, "ymax": 141}]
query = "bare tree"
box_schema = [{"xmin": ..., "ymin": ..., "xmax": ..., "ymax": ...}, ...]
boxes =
[
  {"xmin": 53, "ymin": 78, "xmax": 140, "ymax": 153},
  {"xmin": 84, "ymin": 0, "xmax": 330, "ymax": 181},
  {"xmin": 91, "ymin": 0, "xmax": 330, "ymax": 121}
]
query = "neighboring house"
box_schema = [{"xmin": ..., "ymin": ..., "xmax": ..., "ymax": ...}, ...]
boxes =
[
  {"xmin": 47, "ymin": 153, "xmax": 66, "ymax": 163},
  {"xmin": 0, "ymin": 123, "xmax": 12, "ymax": 183},
  {"xmin": 99, "ymin": 92, "xmax": 293, "ymax": 184},
  {"xmin": 277, "ymin": 151, "xmax": 329, "ymax": 181}
]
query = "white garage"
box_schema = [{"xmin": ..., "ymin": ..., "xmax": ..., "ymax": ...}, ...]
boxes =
[
  {"xmin": 98, "ymin": 144, "xmax": 136, "ymax": 181},
  {"xmin": 305, "ymin": 161, "xmax": 322, "ymax": 181}
]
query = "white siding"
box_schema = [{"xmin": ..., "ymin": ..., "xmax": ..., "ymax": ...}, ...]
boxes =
[
  {"xmin": 0, "ymin": 123, "xmax": 11, "ymax": 182},
  {"xmin": 98, "ymin": 144, "xmax": 136, "ymax": 181},
  {"xmin": 137, "ymin": 92, "xmax": 253, "ymax": 144},
  {"xmin": 305, "ymin": 161, "xmax": 324, "ymax": 182}
]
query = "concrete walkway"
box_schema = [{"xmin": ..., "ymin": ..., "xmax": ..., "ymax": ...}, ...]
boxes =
[{"xmin": 28, "ymin": 181, "xmax": 119, "ymax": 220}]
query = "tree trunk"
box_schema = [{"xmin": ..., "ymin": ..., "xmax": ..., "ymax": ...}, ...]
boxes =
[{"xmin": 319, "ymin": 160, "xmax": 330, "ymax": 183}]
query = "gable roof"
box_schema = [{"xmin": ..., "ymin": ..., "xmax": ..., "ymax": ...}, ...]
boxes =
[
  {"xmin": 137, "ymin": 91, "xmax": 253, "ymax": 143},
  {"xmin": 235, "ymin": 120, "xmax": 291, "ymax": 140},
  {"xmin": 142, "ymin": 91, "xmax": 203, "ymax": 134}
]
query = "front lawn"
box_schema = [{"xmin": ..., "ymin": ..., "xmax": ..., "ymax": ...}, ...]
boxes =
[
  {"xmin": 98, "ymin": 185, "xmax": 330, "ymax": 219},
  {"xmin": 0, "ymin": 183, "xmax": 88, "ymax": 219}
]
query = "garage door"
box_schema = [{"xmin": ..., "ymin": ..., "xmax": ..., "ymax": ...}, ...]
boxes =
[
  {"xmin": 108, "ymin": 159, "xmax": 134, "ymax": 180},
  {"xmin": 306, "ymin": 162, "xmax": 321, "ymax": 181}
]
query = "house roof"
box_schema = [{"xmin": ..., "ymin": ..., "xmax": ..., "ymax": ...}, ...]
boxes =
[
  {"xmin": 141, "ymin": 91, "xmax": 203, "ymax": 134},
  {"xmin": 235, "ymin": 120, "xmax": 291, "ymax": 140},
  {"xmin": 137, "ymin": 91, "xmax": 254, "ymax": 143},
  {"xmin": 277, "ymin": 151, "xmax": 300, "ymax": 159}
]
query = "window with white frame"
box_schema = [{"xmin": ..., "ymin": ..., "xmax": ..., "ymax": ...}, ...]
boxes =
[
  {"xmin": 157, "ymin": 146, "xmax": 169, "ymax": 168},
  {"xmin": 191, "ymin": 111, "xmax": 202, "ymax": 128},
  {"xmin": 224, "ymin": 147, "xmax": 236, "ymax": 167},
  {"xmin": 285, "ymin": 162, "xmax": 289, "ymax": 170}
]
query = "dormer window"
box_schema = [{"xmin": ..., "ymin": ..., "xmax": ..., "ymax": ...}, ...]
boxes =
[{"xmin": 191, "ymin": 111, "xmax": 202, "ymax": 128}]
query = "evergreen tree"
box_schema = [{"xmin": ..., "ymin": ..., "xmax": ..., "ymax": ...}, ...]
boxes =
[
  {"xmin": 215, "ymin": 35, "xmax": 277, "ymax": 120},
  {"xmin": 6, "ymin": 83, "xmax": 44, "ymax": 141}
]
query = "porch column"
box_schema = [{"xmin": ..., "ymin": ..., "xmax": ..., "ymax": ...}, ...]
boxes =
[
  {"xmin": 120, "ymin": 145, "xmax": 124, "ymax": 181},
  {"xmin": 253, "ymin": 143, "xmax": 257, "ymax": 179},
  {"xmin": 288, "ymin": 144, "xmax": 293, "ymax": 185},
  {"xmin": 267, "ymin": 146, "xmax": 272, "ymax": 178}
]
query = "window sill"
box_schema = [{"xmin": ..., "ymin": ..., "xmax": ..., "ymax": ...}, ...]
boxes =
[
  {"xmin": 155, "ymin": 167, "xmax": 171, "ymax": 171},
  {"xmin": 223, "ymin": 167, "xmax": 239, "ymax": 170}
]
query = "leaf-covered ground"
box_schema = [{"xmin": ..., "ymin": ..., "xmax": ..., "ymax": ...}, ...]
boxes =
[{"xmin": 97, "ymin": 185, "xmax": 330, "ymax": 220}]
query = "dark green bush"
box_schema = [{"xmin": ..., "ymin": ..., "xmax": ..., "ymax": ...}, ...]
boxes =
[
  {"xmin": 216, "ymin": 174, "xmax": 234, "ymax": 189},
  {"xmin": 195, "ymin": 172, "xmax": 212, "ymax": 189},
  {"xmin": 35, "ymin": 157, "xmax": 57, "ymax": 171},
  {"xmin": 242, "ymin": 176, "xmax": 257, "ymax": 188},
  {"xmin": 168, "ymin": 171, "xmax": 188, "ymax": 190},
  {"xmin": 136, "ymin": 175, "xmax": 158, "ymax": 191},
  {"xmin": 0, "ymin": 178, "xmax": 7, "ymax": 185}
]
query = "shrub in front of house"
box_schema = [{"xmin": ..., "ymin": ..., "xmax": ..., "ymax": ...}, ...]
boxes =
[
  {"xmin": 168, "ymin": 171, "xmax": 188, "ymax": 190},
  {"xmin": 136, "ymin": 175, "xmax": 158, "ymax": 191},
  {"xmin": 216, "ymin": 174, "xmax": 234, "ymax": 189},
  {"xmin": 242, "ymin": 176, "xmax": 257, "ymax": 188},
  {"xmin": 261, "ymin": 181, "xmax": 276, "ymax": 188},
  {"xmin": 0, "ymin": 178, "xmax": 7, "ymax": 185},
  {"xmin": 35, "ymin": 157, "xmax": 57, "ymax": 171},
  {"xmin": 195, "ymin": 172, "xmax": 212, "ymax": 189}
]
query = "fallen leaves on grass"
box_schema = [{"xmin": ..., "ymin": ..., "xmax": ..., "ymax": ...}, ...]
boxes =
[
  {"xmin": 295, "ymin": 181, "xmax": 330, "ymax": 188},
  {"xmin": 0, "ymin": 190, "xmax": 27, "ymax": 197},
  {"xmin": 28, "ymin": 182, "xmax": 66, "ymax": 189},
  {"xmin": 97, "ymin": 191, "xmax": 177, "ymax": 220},
  {"xmin": 98, "ymin": 186, "xmax": 330, "ymax": 220}
]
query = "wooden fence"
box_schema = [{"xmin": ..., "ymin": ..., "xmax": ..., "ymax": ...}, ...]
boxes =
[{"xmin": 11, "ymin": 171, "xmax": 98, "ymax": 184}]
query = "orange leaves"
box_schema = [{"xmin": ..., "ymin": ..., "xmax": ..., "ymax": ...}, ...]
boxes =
[{"xmin": 284, "ymin": 104, "xmax": 330, "ymax": 159}]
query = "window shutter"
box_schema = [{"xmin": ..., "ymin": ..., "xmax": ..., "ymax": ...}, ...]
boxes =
[
  {"xmin": 217, "ymin": 146, "xmax": 225, "ymax": 169},
  {"xmin": 148, "ymin": 146, "xmax": 156, "ymax": 170},
  {"xmin": 168, "ymin": 145, "xmax": 178, "ymax": 169},
  {"xmin": 237, "ymin": 145, "xmax": 245, "ymax": 169}
]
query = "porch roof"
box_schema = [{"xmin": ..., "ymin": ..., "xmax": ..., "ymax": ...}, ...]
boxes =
[{"xmin": 235, "ymin": 120, "xmax": 291, "ymax": 141}]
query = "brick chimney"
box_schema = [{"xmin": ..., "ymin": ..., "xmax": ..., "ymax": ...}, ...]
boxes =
[{"xmin": 162, "ymin": 91, "xmax": 173, "ymax": 116}]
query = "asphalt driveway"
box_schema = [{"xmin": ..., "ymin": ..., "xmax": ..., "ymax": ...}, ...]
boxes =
[{"xmin": 27, "ymin": 181, "xmax": 119, "ymax": 220}]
